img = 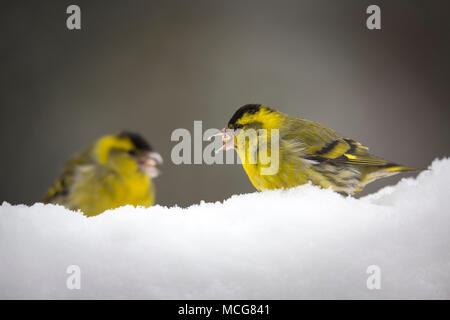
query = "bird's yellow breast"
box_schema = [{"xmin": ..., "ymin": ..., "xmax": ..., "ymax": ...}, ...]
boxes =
[
  {"xmin": 236, "ymin": 142, "xmax": 311, "ymax": 191},
  {"xmin": 234, "ymin": 113, "xmax": 311, "ymax": 191},
  {"xmin": 68, "ymin": 159, "xmax": 154, "ymax": 216}
]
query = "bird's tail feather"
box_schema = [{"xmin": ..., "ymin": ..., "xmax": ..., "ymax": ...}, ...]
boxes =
[{"xmin": 382, "ymin": 163, "xmax": 421, "ymax": 173}]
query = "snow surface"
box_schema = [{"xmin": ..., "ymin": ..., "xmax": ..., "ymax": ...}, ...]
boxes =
[{"xmin": 0, "ymin": 158, "xmax": 449, "ymax": 299}]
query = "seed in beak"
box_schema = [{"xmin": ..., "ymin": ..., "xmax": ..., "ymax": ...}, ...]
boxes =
[
  {"xmin": 215, "ymin": 128, "xmax": 235, "ymax": 154},
  {"xmin": 147, "ymin": 152, "xmax": 163, "ymax": 165},
  {"xmin": 139, "ymin": 152, "xmax": 163, "ymax": 178}
]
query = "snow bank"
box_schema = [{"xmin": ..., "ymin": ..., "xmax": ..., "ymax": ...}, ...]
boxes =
[{"xmin": 1, "ymin": 159, "xmax": 449, "ymax": 299}]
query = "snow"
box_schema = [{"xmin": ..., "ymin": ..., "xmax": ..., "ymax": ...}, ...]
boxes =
[{"xmin": 0, "ymin": 158, "xmax": 449, "ymax": 299}]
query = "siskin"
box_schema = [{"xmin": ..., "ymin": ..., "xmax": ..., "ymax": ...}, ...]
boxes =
[
  {"xmin": 218, "ymin": 104, "xmax": 419, "ymax": 195},
  {"xmin": 45, "ymin": 131, "xmax": 162, "ymax": 216}
]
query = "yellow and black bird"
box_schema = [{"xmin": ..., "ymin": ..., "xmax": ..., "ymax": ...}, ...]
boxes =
[
  {"xmin": 45, "ymin": 131, "xmax": 162, "ymax": 216},
  {"xmin": 218, "ymin": 104, "xmax": 419, "ymax": 195}
]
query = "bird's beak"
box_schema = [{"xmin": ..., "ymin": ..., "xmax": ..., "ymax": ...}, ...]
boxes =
[
  {"xmin": 139, "ymin": 152, "xmax": 163, "ymax": 178},
  {"xmin": 213, "ymin": 128, "xmax": 236, "ymax": 154}
]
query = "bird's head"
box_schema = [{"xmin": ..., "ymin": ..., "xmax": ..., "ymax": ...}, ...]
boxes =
[
  {"xmin": 227, "ymin": 104, "xmax": 277, "ymax": 131},
  {"xmin": 216, "ymin": 104, "xmax": 282, "ymax": 152},
  {"xmin": 93, "ymin": 131, "xmax": 162, "ymax": 178}
]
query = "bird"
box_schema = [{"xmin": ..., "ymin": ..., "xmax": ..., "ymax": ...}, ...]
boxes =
[
  {"xmin": 217, "ymin": 104, "xmax": 419, "ymax": 195},
  {"xmin": 44, "ymin": 131, "xmax": 162, "ymax": 216}
]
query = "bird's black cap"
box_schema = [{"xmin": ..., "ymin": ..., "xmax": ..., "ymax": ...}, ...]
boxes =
[
  {"xmin": 228, "ymin": 104, "xmax": 263, "ymax": 128},
  {"xmin": 118, "ymin": 131, "xmax": 152, "ymax": 151}
]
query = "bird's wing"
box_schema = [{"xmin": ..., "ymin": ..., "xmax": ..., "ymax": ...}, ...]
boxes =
[
  {"xmin": 282, "ymin": 118, "xmax": 389, "ymax": 166},
  {"xmin": 44, "ymin": 150, "xmax": 92, "ymax": 203}
]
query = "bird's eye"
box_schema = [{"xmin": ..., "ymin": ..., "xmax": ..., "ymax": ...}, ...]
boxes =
[
  {"xmin": 235, "ymin": 124, "xmax": 244, "ymax": 129},
  {"xmin": 127, "ymin": 150, "xmax": 137, "ymax": 156}
]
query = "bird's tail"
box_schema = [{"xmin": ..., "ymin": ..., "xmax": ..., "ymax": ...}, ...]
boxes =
[
  {"xmin": 382, "ymin": 163, "xmax": 422, "ymax": 173},
  {"xmin": 362, "ymin": 162, "xmax": 422, "ymax": 188}
]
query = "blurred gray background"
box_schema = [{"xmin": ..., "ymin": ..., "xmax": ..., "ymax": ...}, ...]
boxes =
[{"xmin": 1, "ymin": 0, "xmax": 449, "ymax": 207}]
